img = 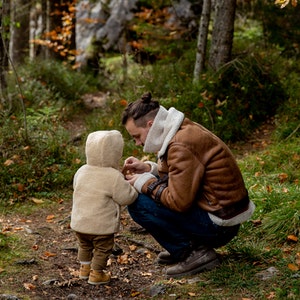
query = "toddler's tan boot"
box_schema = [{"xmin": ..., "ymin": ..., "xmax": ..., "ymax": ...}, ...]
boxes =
[
  {"xmin": 79, "ymin": 264, "xmax": 91, "ymax": 279},
  {"xmin": 88, "ymin": 269, "xmax": 111, "ymax": 285}
]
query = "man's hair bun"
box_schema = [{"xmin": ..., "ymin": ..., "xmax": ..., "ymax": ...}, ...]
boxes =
[{"xmin": 141, "ymin": 92, "xmax": 152, "ymax": 103}]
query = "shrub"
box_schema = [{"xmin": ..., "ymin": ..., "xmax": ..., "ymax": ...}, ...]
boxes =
[{"xmin": 0, "ymin": 112, "xmax": 80, "ymax": 206}]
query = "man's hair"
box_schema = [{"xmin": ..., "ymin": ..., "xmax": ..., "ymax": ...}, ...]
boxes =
[{"xmin": 121, "ymin": 92, "xmax": 160, "ymax": 127}]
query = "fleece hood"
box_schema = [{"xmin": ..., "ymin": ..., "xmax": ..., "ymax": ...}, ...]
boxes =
[{"xmin": 85, "ymin": 130, "xmax": 124, "ymax": 169}]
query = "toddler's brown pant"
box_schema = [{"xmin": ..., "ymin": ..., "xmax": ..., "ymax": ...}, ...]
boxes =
[{"xmin": 76, "ymin": 232, "xmax": 114, "ymax": 271}]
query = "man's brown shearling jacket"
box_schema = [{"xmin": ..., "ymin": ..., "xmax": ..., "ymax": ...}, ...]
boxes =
[{"xmin": 141, "ymin": 118, "xmax": 249, "ymax": 219}]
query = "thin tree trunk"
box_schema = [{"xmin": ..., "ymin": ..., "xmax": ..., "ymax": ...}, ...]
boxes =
[
  {"xmin": 0, "ymin": 0, "xmax": 10, "ymax": 105},
  {"xmin": 193, "ymin": 0, "xmax": 211, "ymax": 83},
  {"xmin": 209, "ymin": 0, "xmax": 236, "ymax": 71},
  {"xmin": 9, "ymin": 0, "xmax": 30, "ymax": 65}
]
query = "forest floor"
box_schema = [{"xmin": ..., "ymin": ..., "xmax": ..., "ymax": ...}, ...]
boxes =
[{"xmin": 0, "ymin": 118, "xmax": 276, "ymax": 300}]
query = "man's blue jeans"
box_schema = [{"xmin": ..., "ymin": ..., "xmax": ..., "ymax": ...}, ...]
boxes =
[{"xmin": 128, "ymin": 194, "xmax": 240, "ymax": 260}]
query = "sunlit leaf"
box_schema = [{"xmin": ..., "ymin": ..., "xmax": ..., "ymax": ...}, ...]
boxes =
[
  {"xmin": 13, "ymin": 227, "xmax": 23, "ymax": 231},
  {"xmin": 31, "ymin": 197, "xmax": 44, "ymax": 204},
  {"xmin": 4, "ymin": 159, "xmax": 14, "ymax": 166},
  {"xmin": 287, "ymin": 263, "xmax": 299, "ymax": 271},
  {"xmin": 46, "ymin": 215, "xmax": 55, "ymax": 222},
  {"xmin": 117, "ymin": 253, "xmax": 129, "ymax": 264},
  {"xmin": 32, "ymin": 275, "xmax": 38, "ymax": 281},
  {"xmin": 251, "ymin": 219, "xmax": 261, "ymax": 225},
  {"xmin": 43, "ymin": 251, "xmax": 57, "ymax": 257},
  {"xmin": 275, "ymin": 0, "xmax": 290, "ymax": 8},
  {"xmin": 131, "ymin": 291, "xmax": 141, "ymax": 297},
  {"xmin": 287, "ymin": 235, "xmax": 298, "ymax": 242},
  {"xmin": 23, "ymin": 283, "xmax": 36, "ymax": 290},
  {"xmin": 129, "ymin": 245, "xmax": 137, "ymax": 251}
]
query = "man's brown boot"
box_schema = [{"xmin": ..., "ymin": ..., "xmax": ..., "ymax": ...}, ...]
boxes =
[
  {"xmin": 156, "ymin": 251, "xmax": 179, "ymax": 265},
  {"xmin": 88, "ymin": 270, "xmax": 111, "ymax": 285},
  {"xmin": 79, "ymin": 264, "xmax": 91, "ymax": 279},
  {"xmin": 165, "ymin": 247, "xmax": 220, "ymax": 278}
]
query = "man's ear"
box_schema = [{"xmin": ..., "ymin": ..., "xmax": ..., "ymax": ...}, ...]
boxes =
[{"xmin": 147, "ymin": 120, "xmax": 153, "ymax": 127}]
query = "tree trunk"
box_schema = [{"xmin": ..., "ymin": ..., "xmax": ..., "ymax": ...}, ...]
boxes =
[
  {"xmin": 47, "ymin": 0, "xmax": 63, "ymax": 60},
  {"xmin": 0, "ymin": 0, "xmax": 10, "ymax": 106},
  {"xmin": 193, "ymin": 0, "xmax": 211, "ymax": 83},
  {"xmin": 9, "ymin": 0, "xmax": 30, "ymax": 65},
  {"xmin": 208, "ymin": 0, "xmax": 236, "ymax": 71}
]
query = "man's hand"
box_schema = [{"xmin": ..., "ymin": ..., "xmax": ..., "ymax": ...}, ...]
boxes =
[
  {"xmin": 124, "ymin": 173, "xmax": 140, "ymax": 185},
  {"xmin": 122, "ymin": 156, "xmax": 151, "ymax": 175}
]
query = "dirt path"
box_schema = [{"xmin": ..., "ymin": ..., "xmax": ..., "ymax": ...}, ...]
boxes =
[{"xmin": 1, "ymin": 203, "xmax": 166, "ymax": 299}]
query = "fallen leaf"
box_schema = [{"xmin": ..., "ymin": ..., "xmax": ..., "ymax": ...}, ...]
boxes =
[
  {"xmin": 4, "ymin": 159, "xmax": 14, "ymax": 166},
  {"xmin": 266, "ymin": 291, "xmax": 276, "ymax": 299},
  {"xmin": 288, "ymin": 263, "xmax": 299, "ymax": 271},
  {"xmin": 31, "ymin": 197, "xmax": 44, "ymax": 204},
  {"xmin": 266, "ymin": 185, "xmax": 272, "ymax": 193},
  {"xmin": 117, "ymin": 253, "xmax": 129, "ymax": 264},
  {"xmin": 287, "ymin": 235, "xmax": 298, "ymax": 242},
  {"xmin": 58, "ymin": 198, "xmax": 64, "ymax": 204},
  {"xmin": 23, "ymin": 283, "xmax": 36, "ymax": 290},
  {"xmin": 131, "ymin": 291, "xmax": 140, "ymax": 297},
  {"xmin": 13, "ymin": 227, "xmax": 24, "ymax": 231},
  {"xmin": 16, "ymin": 183, "xmax": 25, "ymax": 192},
  {"xmin": 119, "ymin": 99, "xmax": 128, "ymax": 107},
  {"xmin": 188, "ymin": 292, "xmax": 196, "ymax": 296},
  {"xmin": 43, "ymin": 251, "xmax": 57, "ymax": 257},
  {"xmin": 278, "ymin": 173, "xmax": 288, "ymax": 183},
  {"xmin": 74, "ymin": 158, "xmax": 81, "ymax": 164},
  {"xmin": 251, "ymin": 219, "xmax": 262, "ymax": 226},
  {"xmin": 32, "ymin": 275, "xmax": 38, "ymax": 281},
  {"xmin": 107, "ymin": 258, "xmax": 112, "ymax": 266},
  {"xmin": 46, "ymin": 215, "xmax": 55, "ymax": 222},
  {"xmin": 32, "ymin": 244, "xmax": 39, "ymax": 251},
  {"xmin": 129, "ymin": 245, "xmax": 137, "ymax": 251}
]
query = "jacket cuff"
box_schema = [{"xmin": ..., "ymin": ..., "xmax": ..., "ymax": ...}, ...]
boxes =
[
  {"xmin": 144, "ymin": 161, "xmax": 158, "ymax": 176},
  {"xmin": 134, "ymin": 173, "xmax": 156, "ymax": 193}
]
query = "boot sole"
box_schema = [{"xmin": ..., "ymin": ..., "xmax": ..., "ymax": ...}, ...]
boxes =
[{"xmin": 165, "ymin": 258, "xmax": 220, "ymax": 278}]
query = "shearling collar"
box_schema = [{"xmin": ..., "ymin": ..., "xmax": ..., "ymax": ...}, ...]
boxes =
[{"xmin": 143, "ymin": 106, "xmax": 184, "ymax": 157}]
